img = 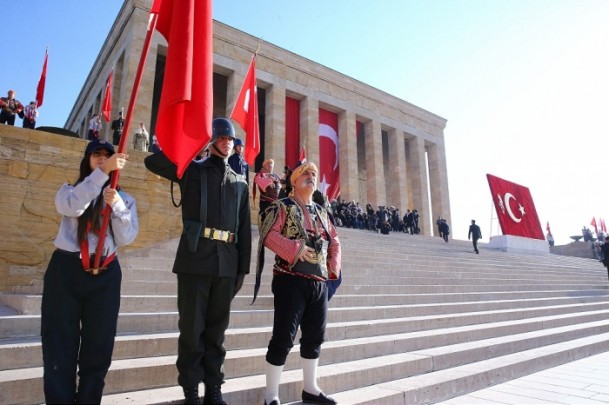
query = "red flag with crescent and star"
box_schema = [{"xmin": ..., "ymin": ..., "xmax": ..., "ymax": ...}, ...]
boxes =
[
  {"xmin": 230, "ymin": 54, "xmax": 260, "ymax": 166},
  {"xmin": 319, "ymin": 109, "xmax": 340, "ymax": 201},
  {"xmin": 486, "ymin": 174, "xmax": 544, "ymax": 240},
  {"xmin": 151, "ymin": 0, "xmax": 213, "ymax": 178}
]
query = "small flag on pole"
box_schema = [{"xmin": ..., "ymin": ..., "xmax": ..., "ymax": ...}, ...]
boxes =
[
  {"xmin": 36, "ymin": 49, "xmax": 48, "ymax": 107},
  {"xmin": 100, "ymin": 69, "xmax": 114, "ymax": 122},
  {"xmin": 231, "ymin": 54, "xmax": 260, "ymax": 166}
]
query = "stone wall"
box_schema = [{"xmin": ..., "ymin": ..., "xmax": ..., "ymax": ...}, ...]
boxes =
[{"xmin": 0, "ymin": 126, "xmax": 183, "ymax": 292}]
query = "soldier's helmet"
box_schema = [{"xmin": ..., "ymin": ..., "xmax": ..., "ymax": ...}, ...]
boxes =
[{"xmin": 211, "ymin": 117, "xmax": 236, "ymax": 143}]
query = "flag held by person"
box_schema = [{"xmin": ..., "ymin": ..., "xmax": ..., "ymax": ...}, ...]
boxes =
[
  {"xmin": 152, "ymin": 0, "xmax": 213, "ymax": 178},
  {"xmin": 486, "ymin": 174, "xmax": 544, "ymax": 240},
  {"xmin": 36, "ymin": 49, "xmax": 48, "ymax": 107},
  {"xmin": 591, "ymin": 217, "xmax": 598, "ymax": 234},
  {"xmin": 231, "ymin": 54, "xmax": 260, "ymax": 166},
  {"xmin": 100, "ymin": 69, "xmax": 113, "ymax": 122}
]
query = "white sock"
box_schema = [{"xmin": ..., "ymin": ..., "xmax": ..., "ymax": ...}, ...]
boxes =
[
  {"xmin": 265, "ymin": 362, "xmax": 284, "ymax": 404},
  {"xmin": 302, "ymin": 357, "xmax": 321, "ymax": 395}
]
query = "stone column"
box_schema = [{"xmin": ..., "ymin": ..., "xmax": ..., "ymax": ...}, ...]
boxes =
[
  {"xmin": 387, "ymin": 127, "xmax": 408, "ymax": 212},
  {"xmin": 427, "ymin": 140, "xmax": 451, "ymax": 232},
  {"xmin": 265, "ymin": 84, "xmax": 286, "ymax": 171},
  {"xmin": 300, "ymin": 96, "xmax": 319, "ymax": 165},
  {"xmin": 407, "ymin": 136, "xmax": 430, "ymax": 235},
  {"xmin": 365, "ymin": 119, "xmax": 385, "ymax": 206},
  {"xmin": 338, "ymin": 110, "xmax": 358, "ymax": 203}
]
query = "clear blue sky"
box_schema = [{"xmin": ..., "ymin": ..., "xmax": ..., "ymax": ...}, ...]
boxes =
[{"xmin": 4, "ymin": 0, "xmax": 609, "ymax": 245}]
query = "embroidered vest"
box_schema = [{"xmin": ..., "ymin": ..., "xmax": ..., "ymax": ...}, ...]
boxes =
[{"xmin": 275, "ymin": 198, "xmax": 330, "ymax": 279}]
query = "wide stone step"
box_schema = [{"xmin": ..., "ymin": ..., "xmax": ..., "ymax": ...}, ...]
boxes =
[
  {"xmin": 5, "ymin": 289, "xmax": 608, "ymax": 315},
  {"xmin": 94, "ymin": 331, "xmax": 609, "ymax": 405},
  {"xmin": 329, "ymin": 332, "xmax": 609, "ymax": 404},
  {"xmin": 117, "ymin": 280, "xmax": 606, "ymax": 296},
  {"xmin": 118, "ymin": 264, "xmax": 604, "ymax": 283},
  {"xmin": 4, "ymin": 308, "xmax": 609, "ymax": 372},
  {"xmin": 3, "ymin": 298, "xmax": 609, "ymax": 339}
]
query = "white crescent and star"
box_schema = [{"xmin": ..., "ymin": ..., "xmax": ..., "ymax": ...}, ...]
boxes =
[
  {"xmin": 319, "ymin": 123, "xmax": 339, "ymax": 170},
  {"xmin": 242, "ymin": 89, "xmax": 250, "ymax": 113},
  {"xmin": 319, "ymin": 175, "xmax": 330, "ymax": 194},
  {"xmin": 504, "ymin": 193, "xmax": 525, "ymax": 223}
]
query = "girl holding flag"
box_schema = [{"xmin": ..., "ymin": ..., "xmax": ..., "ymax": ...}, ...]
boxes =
[{"xmin": 41, "ymin": 139, "xmax": 138, "ymax": 403}]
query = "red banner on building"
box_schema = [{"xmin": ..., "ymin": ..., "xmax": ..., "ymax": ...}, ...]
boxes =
[
  {"xmin": 319, "ymin": 109, "xmax": 340, "ymax": 201},
  {"xmin": 487, "ymin": 174, "xmax": 544, "ymax": 240},
  {"xmin": 285, "ymin": 96, "xmax": 300, "ymax": 169}
]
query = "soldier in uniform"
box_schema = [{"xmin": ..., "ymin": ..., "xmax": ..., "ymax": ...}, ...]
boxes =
[
  {"xmin": 228, "ymin": 138, "xmax": 249, "ymax": 183},
  {"xmin": 144, "ymin": 118, "xmax": 251, "ymax": 405},
  {"xmin": 111, "ymin": 111, "xmax": 124, "ymax": 145},
  {"xmin": 255, "ymin": 161, "xmax": 341, "ymax": 405}
]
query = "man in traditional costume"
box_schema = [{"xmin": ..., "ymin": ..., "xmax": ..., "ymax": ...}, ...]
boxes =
[{"xmin": 254, "ymin": 161, "xmax": 341, "ymax": 405}]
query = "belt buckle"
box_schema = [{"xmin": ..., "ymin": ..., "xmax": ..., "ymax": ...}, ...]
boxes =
[
  {"xmin": 85, "ymin": 267, "xmax": 104, "ymax": 275},
  {"xmin": 217, "ymin": 230, "xmax": 226, "ymax": 241}
]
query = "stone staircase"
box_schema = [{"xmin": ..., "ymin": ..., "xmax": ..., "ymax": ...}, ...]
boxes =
[{"xmin": 1, "ymin": 227, "xmax": 609, "ymax": 405}]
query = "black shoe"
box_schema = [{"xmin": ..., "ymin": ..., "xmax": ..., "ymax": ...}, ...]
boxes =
[
  {"xmin": 203, "ymin": 385, "xmax": 226, "ymax": 405},
  {"xmin": 183, "ymin": 386, "xmax": 202, "ymax": 405},
  {"xmin": 264, "ymin": 400, "xmax": 279, "ymax": 405},
  {"xmin": 302, "ymin": 390, "xmax": 337, "ymax": 405}
]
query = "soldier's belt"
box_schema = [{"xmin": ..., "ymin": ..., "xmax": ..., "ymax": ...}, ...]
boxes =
[{"xmin": 201, "ymin": 227, "xmax": 235, "ymax": 243}]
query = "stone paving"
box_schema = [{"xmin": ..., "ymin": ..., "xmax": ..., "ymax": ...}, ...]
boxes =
[{"xmin": 438, "ymin": 351, "xmax": 609, "ymax": 404}]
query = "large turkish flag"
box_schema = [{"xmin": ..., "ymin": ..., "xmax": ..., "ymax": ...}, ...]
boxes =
[
  {"xmin": 151, "ymin": 0, "xmax": 213, "ymax": 178},
  {"xmin": 487, "ymin": 174, "xmax": 544, "ymax": 240},
  {"xmin": 319, "ymin": 109, "xmax": 340, "ymax": 201}
]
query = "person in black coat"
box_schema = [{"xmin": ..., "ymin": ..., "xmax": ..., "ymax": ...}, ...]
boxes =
[
  {"xmin": 601, "ymin": 236, "xmax": 609, "ymax": 280},
  {"xmin": 468, "ymin": 219, "xmax": 482, "ymax": 254},
  {"xmin": 227, "ymin": 138, "xmax": 249, "ymax": 183},
  {"xmin": 144, "ymin": 118, "xmax": 251, "ymax": 405}
]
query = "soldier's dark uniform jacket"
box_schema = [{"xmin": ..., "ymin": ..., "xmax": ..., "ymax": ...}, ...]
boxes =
[{"xmin": 144, "ymin": 151, "xmax": 251, "ymax": 277}]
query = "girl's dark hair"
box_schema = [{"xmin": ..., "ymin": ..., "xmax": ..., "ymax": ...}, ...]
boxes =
[{"xmin": 75, "ymin": 153, "xmax": 110, "ymax": 243}]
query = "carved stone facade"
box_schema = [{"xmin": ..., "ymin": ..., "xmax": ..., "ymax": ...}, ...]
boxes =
[{"xmin": 65, "ymin": 0, "xmax": 451, "ymax": 236}]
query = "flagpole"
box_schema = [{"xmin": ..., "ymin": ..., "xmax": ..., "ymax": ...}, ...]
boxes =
[
  {"xmin": 92, "ymin": 12, "xmax": 159, "ymax": 269},
  {"xmin": 489, "ymin": 201, "xmax": 494, "ymax": 241}
]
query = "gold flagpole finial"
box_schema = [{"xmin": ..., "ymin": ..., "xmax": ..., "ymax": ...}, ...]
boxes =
[{"xmin": 254, "ymin": 38, "xmax": 263, "ymax": 56}]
